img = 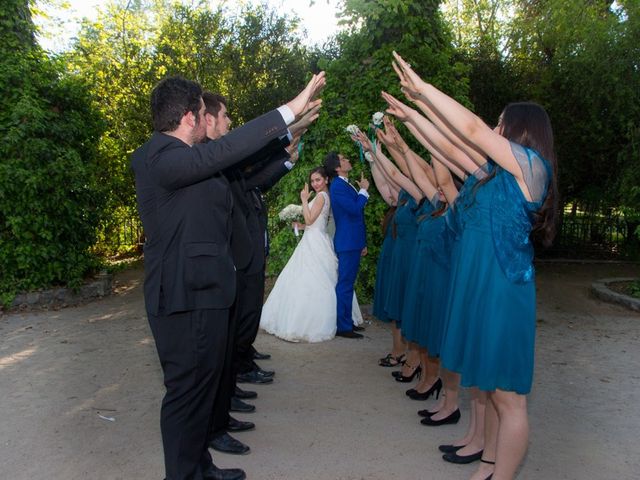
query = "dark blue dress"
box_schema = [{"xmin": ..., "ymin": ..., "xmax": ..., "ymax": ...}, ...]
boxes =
[
  {"xmin": 399, "ymin": 199, "xmax": 435, "ymax": 343},
  {"xmin": 440, "ymin": 145, "xmax": 551, "ymax": 394},
  {"xmin": 402, "ymin": 200, "xmax": 451, "ymax": 356},
  {"xmin": 372, "ymin": 217, "xmax": 395, "ymax": 322},
  {"xmin": 383, "ymin": 190, "xmax": 419, "ymax": 323}
]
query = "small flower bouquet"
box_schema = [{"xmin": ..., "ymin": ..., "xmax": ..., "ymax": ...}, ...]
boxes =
[
  {"xmin": 372, "ymin": 111, "xmax": 384, "ymax": 127},
  {"xmin": 278, "ymin": 204, "xmax": 304, "ymax": 236}
]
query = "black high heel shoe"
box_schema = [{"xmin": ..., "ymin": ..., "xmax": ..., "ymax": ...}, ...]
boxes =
[
  {"xmin": 408, "ymin": 378, "xmax": 442, "ymax": 400},
  {"xmin": 420, "ymin": 408, "xmax": 461, "ymax": 426},
  {"xmin": 394, "ymin": 364, "xmax": 422, "ymax": 383}
]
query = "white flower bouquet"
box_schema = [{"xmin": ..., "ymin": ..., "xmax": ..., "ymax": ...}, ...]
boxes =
[
  {"xmin": 279, "ymin": 204, "xmax": 304, "ymax": 236},
  {"xmin": 372, "ymin": 111, "xmax": 384, "ymax": 127},
  {"xmin": 345, "ymin": 124, "xmax": 361, "ymax": 136}
]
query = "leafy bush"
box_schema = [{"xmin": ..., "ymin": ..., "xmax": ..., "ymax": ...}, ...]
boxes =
[
  {"xmin": 0, "ymin": 9, "xmax": 106, "ymax": 304},
  {"xmin": 267, "ymin": 0, "xmax": 470, "ymax": 301}
]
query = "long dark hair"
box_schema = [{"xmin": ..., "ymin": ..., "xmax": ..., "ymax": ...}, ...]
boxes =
[
  {"xmin": 475, "ymin": 102, "xmax": 558, "ymax": 247},
  {"xmin": 382, "ymin": 206, "xmax": 397, "ymax": 236}
]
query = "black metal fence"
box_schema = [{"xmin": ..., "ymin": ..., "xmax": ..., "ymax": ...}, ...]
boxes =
[
  {"xmin": 106, "ymin": 212, "xmax": 638, "ymax": 259},
  {"xmin": 543, "ymin": 212, "xmax": 636, "ymax": 259}
]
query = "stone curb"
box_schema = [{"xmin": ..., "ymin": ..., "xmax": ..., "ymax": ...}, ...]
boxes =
[
  {"xmin": 591, "ymin": 277, "xmax": 640, "ymax": 312},
  {"xmin": 8, "ymin": 273, "xmax": 113, "ymax": 310}
]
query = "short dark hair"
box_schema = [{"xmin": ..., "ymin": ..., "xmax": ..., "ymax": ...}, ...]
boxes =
[
  {"xmin": 150, "ymin": 76, "xmax": 203, "ymax": 132},
  {"xmin": 202, "ymin": 92, "xmax": 227, "ymax": 118},
  {"xmin": 323, "ymin": 151, "xmax": 340, "ymax": 178}
]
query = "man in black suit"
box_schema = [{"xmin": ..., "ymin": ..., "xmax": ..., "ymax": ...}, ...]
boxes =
[
  {"xmin": 132, "ymin": 74, "xmax": 324, "ymax": 480},
  {"xmin": 203, "ymin": 93, "xmax": 318, "ymax": 456}
]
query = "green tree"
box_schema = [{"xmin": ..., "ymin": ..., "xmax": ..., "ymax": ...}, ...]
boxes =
[
  {"xmin": 0, "ymin": 0, "xmax": 106, "ymax": 304},
  {"xmin": 267, "ymin": 0, "xmax": 471, "ymax": 300}
]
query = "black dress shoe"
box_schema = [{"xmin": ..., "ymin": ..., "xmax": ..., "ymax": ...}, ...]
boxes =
[
  {"xmin": 209, "ymin": 433, "xmax": 250, "ymax": 455},
  {"xmin": 227, "ymin": 415, "xmax": 255, "ymax": 432},
  {"xmin": 252, "ymin": 362, "xmax": 275, "ymax": 377},
  {"xmin": 234, "ymin": 386, "xmax": 257, "ymax": 400},
  {"xmin": 420, "ymin": 409, "xmax": 461, "ymax": 426},
  {"xmin": 442, "ymin": 449, "xmax": 483, "ymax": 464},
  {"xmin": 237, "ymin": 370, "xmax": 273, "ymax": 384},
  {"xmin": 335, "ymin": 330, "xmax": 363, "ymax": 339},
  {"xmin": 439, "ymin": 444, "xmax": 464, "ymax": 453},
  {"xmin": 203, "ymin": 463, "xmax": 246, "ymax": 480},
  {"xmin": 230, "ymin": 397, "xmax": 256, "ymax": 413},
  {"xmin": 353, "ymin": 324, "xmax": 365, "ymax": 331},
  {"xmin": 253, "ymin": 350, "xmax": 271, "ymax": 360},
  {"xmin": 418, "ymin": 408, "xmax": 437, "ymax": 417}
]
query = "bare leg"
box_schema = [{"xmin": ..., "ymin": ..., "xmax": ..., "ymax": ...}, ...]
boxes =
[
  {"xmin": 471, "ymin": 393, "xmax": 497, "ymax": 480},
  {"xmin": 455, "ymin": 389, "xmax": 486, "ymax": 455},
  {"xmin": 413, "ymin": 349, "xmax": 439, "ymax": 391},
  {"xmin": 430, "ymin": 369, "xmax": 459, "ymax": 421},
  {"xmin": 480, "ymin": 389, "xmax": 528, "ymax": 480},
  {"xmin": 390, "ymin": 321, "xmax": 406, "ymax": 358},
  {"xmin": 401, "ymin": 341, "xmax": 421, "ymax": 376}
]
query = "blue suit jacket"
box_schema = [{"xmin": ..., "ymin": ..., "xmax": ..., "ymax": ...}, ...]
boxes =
[{"xmin": 329, "ymin": 177, "xmax": 367, "ymax": 253}]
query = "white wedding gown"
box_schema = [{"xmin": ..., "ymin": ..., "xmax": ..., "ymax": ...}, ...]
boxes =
[{"xmin": 260, "ymin": 191, "xmax": 363, "ymax": 342}]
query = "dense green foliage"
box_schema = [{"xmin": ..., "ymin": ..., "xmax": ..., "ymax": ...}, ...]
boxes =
[
  {"xmin": 65, "ymin": 0, "xmax": 309, "ymax": 255},
  {"xmin": 0, "ymin": 0, "xmax": 105, "ymax": 304},
  {"xmin": 2, "ymin": 0, "xmax": 638, "ymax": 300},
  {"xmin": 267, "ymin": 0, "xmax": 469, "ymax": 300}
]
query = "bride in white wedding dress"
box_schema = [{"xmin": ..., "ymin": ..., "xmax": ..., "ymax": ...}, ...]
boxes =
[{"xmin": 260, "ymin": 167, "xmax": 363, "ymax": 342}]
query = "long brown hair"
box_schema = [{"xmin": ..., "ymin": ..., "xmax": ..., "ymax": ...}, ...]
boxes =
[
  {"xmin": 501, "ymin": 102, "xmax": 558, "ymax": 247},
  {"xmin": 474, "ymin": 102, "xmax": 558, "ymax": 247},
  {"xmin": 382, "ymin": 206, "xmax": 397, "ymax": 237}
]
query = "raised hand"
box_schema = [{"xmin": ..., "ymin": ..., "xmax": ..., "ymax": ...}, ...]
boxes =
[
  {"xmin": 392, "ymin": 51, "xmax": 426, "ymax": 99},
  {"xmin": 356, "ymin": 172, "xmax": 370, "ymax": 191},
  {"xmin": 290, "ymin": 103, "xmax": 322, "ymax": 137},
  {"xmin": 300, "ymin": 182, "xmax": 311, "ymax": 203},
  {"xmin": 286, "ymin": 72, "xmax": 326, "ymax": 119},
  {"xmin": 382, "ymin": 91, "xmax": 416, "ymax": 123},
  {"xmin": 384, "ymin": 118, "xmax": 410, "ymax": 154},
  {"xmin": 351, "ymin": 129, "xmax": 373, "ymax": 152},
  {"xmin": 376, "ymin": 117, "xmax": 397, "ymax": 148}
]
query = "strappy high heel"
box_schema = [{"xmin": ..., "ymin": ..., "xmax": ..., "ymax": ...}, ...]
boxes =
[
  {"xmin": 480, "ymin": 458, "xmax": 495, "ymax": 480},
  {"xmin": 408, "ymin": 378, "xmax": 442, "ymax": 400},
  {"xmin": 394, "ymin": 364, "xmax": 421, "ymax": 383}
]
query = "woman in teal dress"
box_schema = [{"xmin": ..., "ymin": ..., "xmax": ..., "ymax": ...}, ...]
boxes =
[
  {"xmin": 359, "ymin": 124, "xmax": 426, "ymax": 376},
  {"xmin": 400, "ymin": 113, "xmax": 495, "ymax": 462},
  {"xmin": 387, "ymin": 53, "xmax": 558, "ymax": 480}
]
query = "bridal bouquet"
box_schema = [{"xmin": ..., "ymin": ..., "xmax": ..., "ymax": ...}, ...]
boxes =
[
  {"xmin": 346, "ymin": 124, "xmax": 366, "ymax": 163},
  {"xmin": 279, "ymin": 204, "xmax": 304, "ymax": 236}
]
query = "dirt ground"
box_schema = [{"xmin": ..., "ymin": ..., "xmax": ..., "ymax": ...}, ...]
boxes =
[{"xmin": 1, "ymin": 262, "xmax": 639, "ymax": 480}]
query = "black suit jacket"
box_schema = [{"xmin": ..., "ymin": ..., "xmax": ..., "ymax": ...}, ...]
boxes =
[
  {"xmin": 225, "ymin": 137, "xmax": 291, "ymax": 275},
  {"xmin": 132, "ymin": 110, "xmax": 288, "ymax": 316}
]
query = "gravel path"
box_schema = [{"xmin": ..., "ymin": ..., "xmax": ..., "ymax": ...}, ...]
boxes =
[{"xmin": 1, "ymin": 262, "xmax": 638, "ymax": 479}]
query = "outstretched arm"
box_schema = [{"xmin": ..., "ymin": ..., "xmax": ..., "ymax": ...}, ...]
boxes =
[
  {"xmin": 371, "ymin": 160, "xmax": 400, "ymax": 206},
  {"xmin": 354, "ymin": 130, "xmax": 423, "ymax": 203},
  {"xmin": 391, "ymin": 52, "xmax": 532, "ymax": 196},
  {"xmin": 382, "ymin": 91, "xmax": 481, "ymax": 176}
]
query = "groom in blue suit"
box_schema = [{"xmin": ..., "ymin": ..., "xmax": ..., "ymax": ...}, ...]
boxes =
[{"xmin": 324, "ymin": 152, "xmax": 369, "ymax": 339}]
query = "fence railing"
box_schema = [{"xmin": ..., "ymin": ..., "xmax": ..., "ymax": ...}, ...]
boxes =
[
  {"xmin": 105, "ymin": 212, "xmax": 637, "ymax": 259},
  {"xmin": 543, "ymin": 212, "xmax": 635, "ymax": 259}
]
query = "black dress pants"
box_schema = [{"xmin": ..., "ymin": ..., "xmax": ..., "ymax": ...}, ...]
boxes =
[
  {"xmin": 233, "ymin": 268, "xmax": 266, "ymax": 375},
  {"xmin": 148, "ymin": 307, "xmax": 229, "ymax": 480},
  {"xmin": 209, "ymin": 278, "xmax": 240, "ymax": 438}
]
